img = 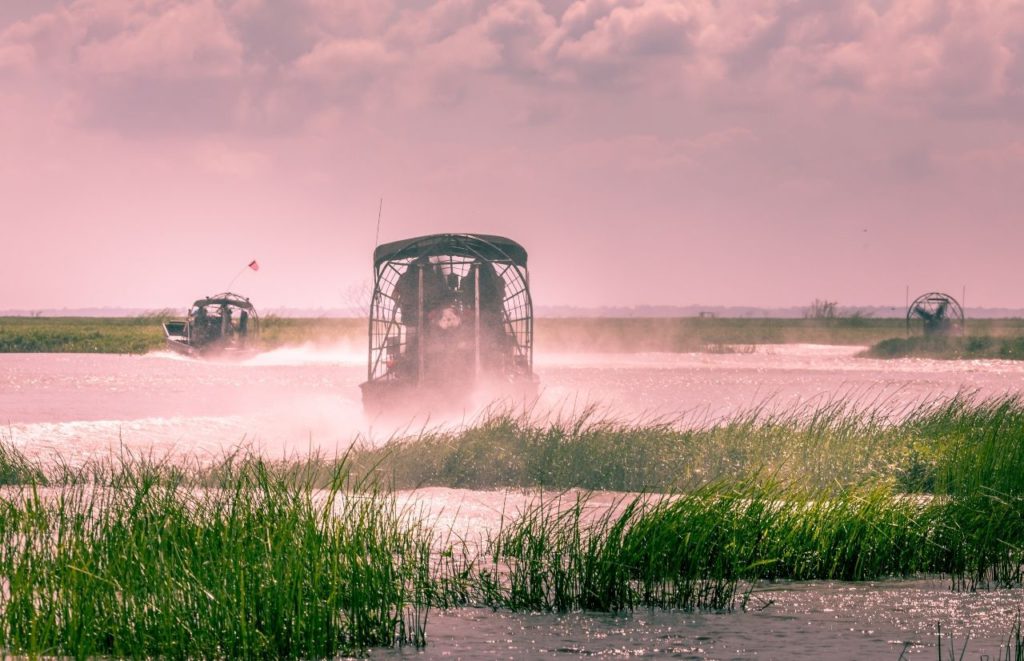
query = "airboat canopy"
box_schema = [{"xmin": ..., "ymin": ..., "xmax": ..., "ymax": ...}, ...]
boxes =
[
  {"xmin": 373, "ymin": 234, "xmax": 528, "ymax": 269},
  {"xmin": 191, "ymin": 292, "xmax": 256, "ymax": 311}
]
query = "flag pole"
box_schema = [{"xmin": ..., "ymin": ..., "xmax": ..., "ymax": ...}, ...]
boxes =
[
  {"xmin": 375, "ymin": 197, "xmax": 383, "ymax": 247},
  {"xmin": 226, "ymin": 261, "xmax": 258, "ymax": 291},
  {"xmin": 225, "ymin": 266, "xmax": 247, "ymax": 291}
]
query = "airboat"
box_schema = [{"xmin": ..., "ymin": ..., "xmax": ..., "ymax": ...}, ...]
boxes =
[
  {"xmin": 360, "ymin": 233, "xmax": 537, "ymax": 414},
  {"xmin": 162, "ymin": 292, "xmax": 260, "ymax": 357},
  {"xmin": 906, "ymin": 292, "xmax": 964, "ymax": 337}
]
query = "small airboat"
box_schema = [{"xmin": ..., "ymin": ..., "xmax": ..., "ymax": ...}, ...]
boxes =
[
  {"xmin": 162, "ymin": 292, "xmax": 260, "ymax": 357},
  {"xmin": 360, "ymin": 233, "xmax": 536, "ymax": 413}
]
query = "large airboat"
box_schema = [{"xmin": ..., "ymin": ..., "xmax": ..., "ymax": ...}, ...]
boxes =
[
  {"xmin": 162, "ymin": 292, "xmax": 260, "ymax": 357},
  {"xmin": 360, "ymin": 233, "xmax": 536, "ymax": 413}
]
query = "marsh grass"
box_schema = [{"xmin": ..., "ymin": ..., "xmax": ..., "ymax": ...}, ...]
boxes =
[
  {"xmin": 923, "ymin": 617, "xmax": 1024, "ymax": 661},
  {"xmin": 0, "ymin": 317, "xmax": 166, "ymax": 353},
  {"xmin": 13, "ymin": 316, "xmax": 1024, "ymax": 354},
  {"xmin": 6, "ymin": 395, "xmax": 1024, "ymax": 655},
  {"xmin": 0, "ymin": 453, "xmax": 433, "ymax": 658},
  {"xmin": 7, "ymin": 315, "xmax": 1024, "ymax": 356},
  {"xmin": 462, "ymin": 481, "xmax": 1024, "ymax": 614},
  {"xmin": 0, "ymin": 432, "xmax": 45, "ymax": 485},
  {"xmin": 345, "ymin": 393, "xmax": 1024, "ymax": 496},
  {"xmin": 534, "ymin": 317, "xmax": 914, "ymax": 351},
  {"xmin": 865, "ymin": 335, "xmax": 1024, "ymax": 361},
  {"xmin": 0, "ymin": 316, "xmax": 367, "ymax": 354}
]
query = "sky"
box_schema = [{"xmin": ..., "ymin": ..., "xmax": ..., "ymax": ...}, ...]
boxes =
[{"xmin": 1, "ymin": 0, "xmax": 1023, "ymax": 312}]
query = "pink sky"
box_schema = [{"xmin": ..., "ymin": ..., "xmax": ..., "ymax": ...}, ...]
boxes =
[{"xmin": 1, "ymin": 0, "xmax": 1023, "ymax": 311}]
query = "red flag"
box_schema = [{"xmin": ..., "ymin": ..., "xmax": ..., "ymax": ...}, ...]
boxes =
[{"xmin": 248, "ymin": 260, "xmax": 260, "ymax": 272}]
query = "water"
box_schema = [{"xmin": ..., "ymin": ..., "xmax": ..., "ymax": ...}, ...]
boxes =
[{"xmin": 3, "ymin": 344, "xmax": 1024, "ymax": 658}]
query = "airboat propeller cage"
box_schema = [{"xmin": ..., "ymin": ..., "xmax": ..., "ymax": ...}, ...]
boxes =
[
  {"xmin": 906, "ymin": 292, "xmax": 964, "ymax": 336},
  {"xmin": 365, "ymin": 233, "xmax": 534, "ymax": 393}
]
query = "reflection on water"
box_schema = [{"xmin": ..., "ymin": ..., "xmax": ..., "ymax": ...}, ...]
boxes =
[
  {"xmin": 375, "ymin": 583, "xmax": 1022, "ymax": 659},
  {"xmin": 3, "ymin": 345, "xmax": 1024, "ymax": 658},
  {"xmin": 395, "ymin": 488, "xmax": 1024, "ymax": 659}
]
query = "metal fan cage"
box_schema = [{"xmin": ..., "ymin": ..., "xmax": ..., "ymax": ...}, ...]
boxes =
[
  {"xmin": 905, "ymin": 292, "xmax": 964, "ymax": 336},
  {"xmin": 367, "ymin": 243, "xmax": 532, "ymax": 384}
]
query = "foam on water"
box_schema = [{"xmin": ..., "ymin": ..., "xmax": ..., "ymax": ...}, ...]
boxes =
[
  {"xmin": 239, "ymin": 342, "xmax": 365, "ymax": 367},
  {"xmin": 6, "ymin": 348, "xmax": 1024, "ymax": 455}
]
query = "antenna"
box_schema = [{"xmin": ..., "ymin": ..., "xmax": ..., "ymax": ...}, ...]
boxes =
[
  {"xmin": 226, "ymin": 265, "xmax": 247, "ymax": 291},
  {"xmin": 374, "ymin": 197, "xmax": 383, "ymax": 247},
  {"xmin": 962, "ymin": 285, "xmax": 966, "ymax": 335},
  {"xmin": 905, "ymin": 285, "xmax": 909, "ymax": 338}
]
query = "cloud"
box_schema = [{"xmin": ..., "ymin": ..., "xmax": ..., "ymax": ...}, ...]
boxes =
[
  {"xmin": 2, "ymin": 0, "xmax": 1023, "ymax": 138},
  {"xmin": 554, "ymin": 127, "xmax": 756, "ymax": 174},
  {"xmin": 193, "ymin": 140, "xmax": 270, "ymax": 177},
  {"xmin": 551, "ymin": 0, "xmax": 708, "ymax": 83},
  {"xmin": 292, "ymin": 38, "xmax": 397, "ymax": 84},
  {"xmin": 75, "ymin": 1, "xmax": 243, "ymax": 77}
]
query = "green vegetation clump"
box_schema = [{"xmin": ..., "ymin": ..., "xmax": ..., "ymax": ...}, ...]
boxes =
[
  {"xmin": 865, "ymin": 335, "xmax": 1024, "ymax": 360},
  {"xmin": 471, "ymin": 480, "xmax": 1024, "ymax": 614},
  {"xmin": 257, "ymin": 315, "xmax": 364, "ymax": 346},
  {"xmin": 0, "ymin": 317, "xmax": 165, "ymax": 353},
  {"xmin": 344, "ymin": 395, "xmax": 1024, "ymax": 495},
  {"xmin": 0, "ymin": 456, "xmax": 432, "ymax": 658},
  {"xmin": 0, "ymin": 436, "xmax": 45, "ymax": 485},
  {"xmin": 5, "ymin": 395, "xmax": 1024, "ymax": 654},
  {"xmin": 0, "ymin": 316, "xmax": 366, "ymax": 354}
]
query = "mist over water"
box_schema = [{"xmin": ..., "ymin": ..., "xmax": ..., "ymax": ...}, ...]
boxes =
[{"xmin": 5, "ymin": 344, "xmax": 1024, "ymax": 466}]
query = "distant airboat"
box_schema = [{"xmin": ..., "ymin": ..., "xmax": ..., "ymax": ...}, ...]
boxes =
[
  {"xmin": 360, "ymin": 233, "xmax": 537, "ymax": 414},
  {"xmin": 162, "ymin": 292, "xmax": 260, "ymax": 357},
  {"xmin": 906, "ymin": 292, "xmax": 964, "ymax": 337}
]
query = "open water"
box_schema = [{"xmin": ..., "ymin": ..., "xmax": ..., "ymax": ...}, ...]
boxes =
[{"xmin": 3, "ymin": 344, "xmax": 1024, "ymax": 659}]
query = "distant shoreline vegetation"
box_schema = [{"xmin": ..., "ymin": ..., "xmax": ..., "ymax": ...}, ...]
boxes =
[
  {"xmin": 4, "ymin": 315, "xmax": 1024, "ymax": 356},
  {"xmin": 5, "ymin": 315, "xmax": 1024, "ymax": 355},
  {"xmin": 863, "ymin": 335, "xmax": 1024, "ymax": 360}
]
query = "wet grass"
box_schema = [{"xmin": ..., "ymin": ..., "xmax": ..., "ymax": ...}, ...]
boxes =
[
  {"xmin": 454, "ymin": 479, "xmax": 1024, "ymax": 614},
  {"xmin": 5, "ymin": 396, "xmax": 1024, "ymax": 654},
  {"xmin": 0, "ymin": 435, "xmax": 45, "ymax": 486},
  {"xmin": 348, "ymin": 394, "xmax": 1024, "ymax": 496},
  {"xmin": 0, "ymin": 454, "xmax": 432, "ymax": 658}
]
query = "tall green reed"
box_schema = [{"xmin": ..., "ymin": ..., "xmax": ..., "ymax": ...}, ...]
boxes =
[
  {"xmin": 0, "ymin": 452, "xmax": 433, "ymax": 659},
  {"xmin": 347, "ymin": 393, "xmax": 1024, "ymax": 496},
  {"xmin": 466, "ymin": 477, "xmax": 1024, "ymax": 613},
  {"xmin": 5, "ymin": 390, "xmax": 1024, "ymax": 654}
]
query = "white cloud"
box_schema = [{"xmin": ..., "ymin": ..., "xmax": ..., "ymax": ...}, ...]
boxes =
[
  {"xmin": 1, "ymin": 0, "xmax": 1023, "ymax": 135},
  {"xmin": 75, "ymin": 1, "xmax": 243, "ymax": 77}
]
